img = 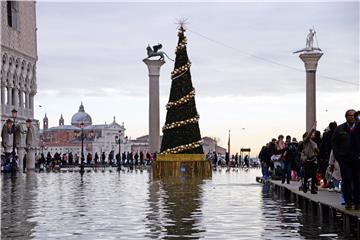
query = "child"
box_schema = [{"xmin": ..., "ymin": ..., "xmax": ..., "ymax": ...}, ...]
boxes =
[{"xmin": 328, "ymin": 150, "xmax": 342, "ymax": 192}]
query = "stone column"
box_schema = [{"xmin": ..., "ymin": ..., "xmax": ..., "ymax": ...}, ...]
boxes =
[
  {"xmin": 7, "ymin": 87, "xmax": 12, "ymax": 106},
  {"xmin": 25, "ymin": 92, "xmax": 29, "ymax": 108},
  {"xmin": 17, "ymin": 147, "xmax": 25, "ymax": 172},
  {"xmin": 143, "ymin": 59, "xmax": 165, "ymax": 154},
  {"xmin": 29, "ymin": 94, "xmax": 34, "ymax": 117},
  {"xmin": 299, "ymin": 52, "xmax": 323, "ymax": 131},
  {"xmin": 13, "ymin": 88, "xmax": 18, "ymax": 108},
  {"xmin": 26, "ymin": 148, "xmax": 36, "ymax": 171},
  {"xmin": 19, "ymin": 90, "xmax": 23, "ymax": 108},
  {"xmin": 1, "ymin": 85, "xmax": 5, "ymax": 104}
]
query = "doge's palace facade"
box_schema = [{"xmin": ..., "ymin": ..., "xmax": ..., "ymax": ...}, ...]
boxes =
[{"xmin": 1, "ymin": 1, "xmax": 38, "ymax": 171}]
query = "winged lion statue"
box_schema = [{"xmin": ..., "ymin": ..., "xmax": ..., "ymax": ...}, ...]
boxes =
[{"xmin": 146, "ymin": 44, "xmax": 174, "ymax": 61}]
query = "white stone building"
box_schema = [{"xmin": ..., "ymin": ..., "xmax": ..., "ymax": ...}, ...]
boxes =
[
  {"xmin": 41, "ymin": 103, "xmax": 131, "ymax": 159},
  {"xmin": 1, "ymin": 1, "xmax": 39, "ymax": 170}
]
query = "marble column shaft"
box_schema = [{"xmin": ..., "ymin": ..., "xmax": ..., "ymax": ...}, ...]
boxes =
[
  {"xmin": 299, "ymin": 52, "xmax": 323, "ymax": 132},
  {"xmin": 143, "ymin": 59, "xmax": 165, "ymax": 154}
]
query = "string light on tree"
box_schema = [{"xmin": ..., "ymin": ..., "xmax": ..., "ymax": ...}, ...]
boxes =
[
  {"xmin": 162, "ymin": 115, "xmax": 200, "ymax": 131},
  {"xmin": 161, "ymin": 140, "xmax": 204, "ymax": 154},
  {"xmin": 166, "ymin": 89, "xmax": 195, "ymax": 109}
]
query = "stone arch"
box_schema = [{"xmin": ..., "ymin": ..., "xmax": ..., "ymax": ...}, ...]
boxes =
[
  {"xmin": 0, "ymin": 69, "xmax": 4, "ymax": 84},
  {"xmin": 6, "ymin": 71, "xmax": 11, "ymax": 86},
  {"xmin": 26, "ymin": 62, "xmax": 32, "ymax": 77},
  {"xmin": 9, "ymin": 56, "xmax": 15, "ymax": 74},
  {"xmin": 2, "ymin": 53, "xmax": 8, "ymax": 70},
  {"xmin": 19, "ymin": 75, "xmax": 24, "ymax": 89},
  {"xmin": 15, "ymin": 58, "xmax": 21, "ymax": 75},
  {"xmin": 13, "ymin": 74, "xmax": 18, "ymax": 89},
  {"xmin": 25, "ymin": 77, "xmax": 31, "ymax": 92},
  {"xmin": 21, "ymin": 60, "xmax": 26, "ymax": 78}
]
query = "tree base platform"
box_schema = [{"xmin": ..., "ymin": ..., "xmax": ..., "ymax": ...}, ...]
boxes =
[{"xmin": 152, "ymin": 154, "xmax": 212, "ymax": 179}]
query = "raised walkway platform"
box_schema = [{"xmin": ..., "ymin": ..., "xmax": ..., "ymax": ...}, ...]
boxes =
[
  {"xmin": 270, "ymin": 179, "xmax": 360, "ymax": 218},
  {"xmin": 257, "ymin": 177, "xmax": 360, "ymax": 237}
]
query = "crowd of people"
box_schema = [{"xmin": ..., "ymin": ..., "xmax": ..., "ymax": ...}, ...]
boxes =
[
  {"xmin": 0, "ymin": 150, "xmax": 157, "ymax": 173},
  {"xmin": 35, "ymin": 150, "xmax": 156, "ymax": 171},
  {"xmin": 258, "ymin": 109, "xmax": 360, "ymax": 211},
  {"xmin": 207, "ymin": 152, "xmax": 258, "ymax": 168}
]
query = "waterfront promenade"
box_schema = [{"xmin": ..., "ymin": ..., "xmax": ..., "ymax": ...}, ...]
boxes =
[
  {"xmin": 270, "ymin": 179, "xmax": 360, "ymax": 217},
  {"xmin": 262, "ymin": 178, "xmax": 360, "ymax": 238}
]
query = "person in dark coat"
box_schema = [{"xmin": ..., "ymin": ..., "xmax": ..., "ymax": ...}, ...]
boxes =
[
  {"xmin": 101, "ymin": 152, "xmax": 106, "ymax": 166},
  {"xmin": 86, "ymin": 152, "xmax": 92, "ymax": 166},
  {"xmin": 146, "ymin": 152, "xmax": 151, "ymax": 165},
  {"xmin": 68, "ymin": 152, "xmax": 73, "ymax": 165},
  {"xmin": 134, "ymin": 152, "xmax": 139, "ymax": 166},
  {"xmin": 259, "ymin": 144, "xmax": 269, "ymax": 179},
  {"xmin": 94, "ymin": 152, "xmax": 99, "ymax": 166},
  {"xmin": 319, "ymin": 121, "xmax": 337, "ymax": 187},
  {"xmin": 140, "ymin": 151, "xmax": 144, "ymax": 166},
  {"xmin": 332, "ymin": 109, "xmax": 360, "ymax": 210},
  {"xmin": 213, "ymin": 151, "xmax": 218, "ymax": 166},
  {"xmin": 122, "ymin": 152, "xmax": 126, "ymax": 165}
]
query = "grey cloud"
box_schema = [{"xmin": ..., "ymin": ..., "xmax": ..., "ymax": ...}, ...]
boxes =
[{"xmin": 36, "ymin": 2, "xmax": 359, "ymax": 100}]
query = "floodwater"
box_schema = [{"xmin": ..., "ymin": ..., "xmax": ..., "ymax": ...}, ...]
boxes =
[{"xmin": 1, "ymin": 168, "xmax": 356, "ymax": 239}]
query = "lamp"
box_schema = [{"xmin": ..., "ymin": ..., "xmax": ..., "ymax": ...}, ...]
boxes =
[
  {"xmin": 79, "ymin": 122, "xmax": 85, "ymax": 175},
  {"xmin": 11, "ymin": 109, "xmax": 17, "ymax": 119},
  {"xmin": 115, "ymin": 130, "xmax": 122, "ymax": 171},
  {"xmin": 26, "ymin": 119, "xmax": 32, "ymax": 129},
  {"xmin": 10, "ymin": 109, "xmax": 18, "ymax": 173}
]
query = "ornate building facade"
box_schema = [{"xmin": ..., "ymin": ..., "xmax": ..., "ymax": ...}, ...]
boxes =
[
  {"xmin": 1, "ymin": 1, "xmax": 39, "ymax": 170},
  {"xmin": 40, "ymin": 103, "xmax": 131, "ymax": 159}
]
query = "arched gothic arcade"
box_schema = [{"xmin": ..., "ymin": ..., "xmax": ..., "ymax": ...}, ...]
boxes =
[{"xmin": 0, "ymin": 51, "xmax": 39, "ymax": 171}]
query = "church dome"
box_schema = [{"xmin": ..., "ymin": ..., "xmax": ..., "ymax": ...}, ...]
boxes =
[{"xmin": 71, "ymin": 103, "xmax": 92, "ymax": 127}]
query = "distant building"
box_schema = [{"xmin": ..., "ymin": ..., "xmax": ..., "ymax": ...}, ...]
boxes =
[
  {"xmin": 40, "ymin": 103, "xmax": 131, "ymax": 158},
  {"xmin": 40, "ymin": 103, "xmax": 225, "ymax": 159},
  {"xmin": 202, "ymin": 137, "xmax": 226, "ymax": 155},
  {"xmin": 1, "ymin": 1, "xmax": 39, "ymax": 170}
]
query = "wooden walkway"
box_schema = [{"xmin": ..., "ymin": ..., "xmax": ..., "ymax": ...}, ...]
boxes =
[
  {"xmin": 270, "ymin": 179, "xmax": 360, "ymax": 218},
  {"xmin": 257, "ymin": 177, "xmax": 360, "ymax": 237}
]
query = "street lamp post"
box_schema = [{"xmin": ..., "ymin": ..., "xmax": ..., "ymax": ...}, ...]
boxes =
[
  {"xmin": 115, "ymin": 131, "xmax": 122, "ymax": 171},
  {"xmin": 10, "ymin": 109, "xmax": 18, "ymax": 173},
  {"xmin": 79, "ymin": 122, "xmax": 85, "ymax": 175},
  {"xmin": 24, "ymin": 119, "xmax": 32, "ymax": 172}
]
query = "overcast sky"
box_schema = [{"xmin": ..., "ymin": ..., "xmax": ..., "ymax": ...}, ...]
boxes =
[{"xmin": 34, "ymin": 1, "xmax": 359, "ymax": 155}]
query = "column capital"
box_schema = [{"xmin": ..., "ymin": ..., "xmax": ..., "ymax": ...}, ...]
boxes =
[
  {"xmin": 299, "ymin": 52, "xmax": 323, "ymax": 72},
  {"xmin": 143, "ymin": 59, "xmax": 165, "ymax": 76}
]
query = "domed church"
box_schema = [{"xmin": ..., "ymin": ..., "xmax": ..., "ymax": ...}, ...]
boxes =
[
  {"xmin": 71, "ymin": 102, "xmax": 92, "ymax": 127},
  {"xmin": 40, "ymin": 103, "xmax": 131, "ymax": 158}
]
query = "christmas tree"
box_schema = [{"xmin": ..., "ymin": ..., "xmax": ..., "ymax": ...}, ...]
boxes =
[{"xmin": 160, "ymin": 22, "xmax": 204, "ymax": 155}]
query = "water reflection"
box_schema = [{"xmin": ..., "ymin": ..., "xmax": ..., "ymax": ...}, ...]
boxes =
[
  {"xmin": 146, "ymin": 177, "xmax": 205, "ymax": 239},
  {"xmin": 2, "ymin": 173, "xmax": 38, "ymax": 239},
  {"xmin": 261, "ymin": 181, "xmax": 356, "ymax": 240},
  {"xmin": 1, "ymin": 170, "xmax": 356, "ymax": 239}
]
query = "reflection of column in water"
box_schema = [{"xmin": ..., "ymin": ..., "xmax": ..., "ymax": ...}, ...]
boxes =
[
  {"xmin": 1, "ymin": 173, "xmax": 38, "ymax": 239},
  {"xmin": 145, "ymin": 180, "xmax": 162, "ymax": 239},
  {"xmin": 161, "ymin": 177, "xmax": 205, "ymax": 238}
]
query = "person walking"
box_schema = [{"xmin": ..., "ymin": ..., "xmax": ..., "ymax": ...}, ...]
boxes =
[
  {"xmin": 140, "ymin": 151, "xmax": 144, "ymax": 166},
  {"xmin": 282, "ymin": 136, "xmax": 296, "ymax": 184},
  {"xmin": 332, "ymin": 109, "xmax": 360, "ymax": 210},
  {"xmin": 101, "ymin": 152, "xmax": 106, "ymax": 166},
  {"xmin": 94, "ymin": 152, "xmax": 99, "ymax": 168},
  {"xmin": 300, "ymin": 125, "xmax": 318, "ymax": 194}
]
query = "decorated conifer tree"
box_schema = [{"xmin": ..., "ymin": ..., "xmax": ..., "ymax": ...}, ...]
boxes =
[{"xmin": 160, "ymin": 22, "xmax": 204, "ymax": 155}]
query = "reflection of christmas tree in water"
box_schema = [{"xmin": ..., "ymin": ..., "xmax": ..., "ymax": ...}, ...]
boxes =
[
  {"xmin": 162, "ymin": 179, "xmax": 205, "ymax": 237},
  {"xmin": 160, "ymin": 22, "xmax": 204, "ymax": 155},
  {"xmin": 145, "ymin": 178, "xmax": 205, "ymax": 238}
]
